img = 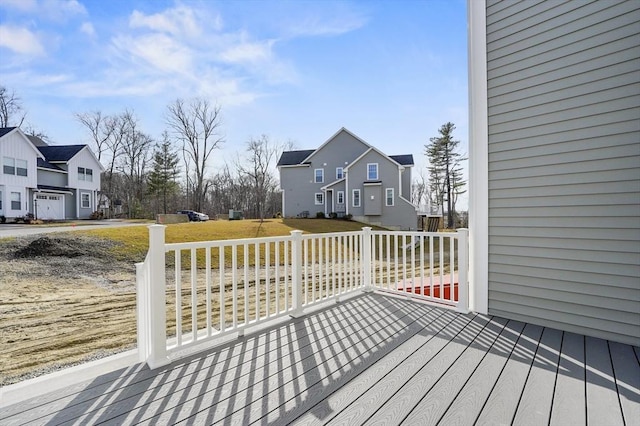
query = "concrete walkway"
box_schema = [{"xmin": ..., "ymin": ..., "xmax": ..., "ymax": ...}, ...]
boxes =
[{"xmin": 0, "ymin": 220, "xmax": 150, "ymax": 238}]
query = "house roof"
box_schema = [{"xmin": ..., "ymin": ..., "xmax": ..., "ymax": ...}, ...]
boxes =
[
  {"xmin": 36, "ymin": 145, "xmax": 85, "ymax": 162},
  {"xmin": 277, "ymin": 149, "xmax": 315, "ymax": 166},
  {"xmin": 389, "ymin": 154, "xmax": 414, "ymax": 166},
  {"xmin": 37, "ymin": 158, "xmax": 65, "ymax": 172},
  {"xmin": 0, "ymin": 127, "xmax": 17, "ymax": 138},
  {"xmin": 27, "ymin": 134, "xmax": 49, "ymax": 147}
]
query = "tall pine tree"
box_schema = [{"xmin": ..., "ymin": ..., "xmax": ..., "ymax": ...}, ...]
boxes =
[
  {"xmin": 147, "ymin": 133, "xmax": 181, "ymax": 214},
  {"xmin": 425, "ymin": 122, "xmax": 466, "ymax": 228}
]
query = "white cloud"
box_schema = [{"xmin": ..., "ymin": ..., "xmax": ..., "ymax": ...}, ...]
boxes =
[
  {"xmin": 0, "ymin": 25, "xmax": 44, "ymax": 55},
  {"xmin": 129, "ymin": 6, "xmax": 205, "ymax": 38},
  {"xmin": 0, "ymin": 0, "xmax": 86, "ymax": 21},
  {"xmin": 80, "ymin": 21, "xmax": 95, "ymax": 36},
  {"xmin": 220, "ymin": 39, "xmax": 274, "ymax": 64},
  {"xmin": 112, "ymin": 33, "xmax": 193, "ymax": 75}
]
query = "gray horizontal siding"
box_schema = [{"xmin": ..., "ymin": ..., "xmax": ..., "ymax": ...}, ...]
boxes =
[{"xmin": 486, "ymin": 0, "xmax": 640, "ymax": 346}]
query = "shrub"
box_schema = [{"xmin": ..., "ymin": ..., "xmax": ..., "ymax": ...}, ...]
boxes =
[
  {"xmin": 316, "ymin": 212, "xmax": 325, "ymax": 219},
  {"xmin": 344, "ymin": 214, "xmax": 353, "ymax": 221},
  {"xmin": 329, "ymin": 212, "xmax": 338, "ymax": 219}
]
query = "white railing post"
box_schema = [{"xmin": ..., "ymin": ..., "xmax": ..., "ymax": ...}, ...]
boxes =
[
  {"xmin": 147, "ymin": 224, "xmax": 170, "ymax": 368},
  {"xmin": 135, "ymin": 260, "xmax": 148, "ymax": 363},
  {"xmin": 362, "ymin": 227, "xmax": 373, "ymax": 292},
  {"xmin": 456, "ymin": 228, "xmax": 469, "ymax": 313},
  {"xmin": 290, "ymin": 230, "xmax": 304, "ymax": 317}
]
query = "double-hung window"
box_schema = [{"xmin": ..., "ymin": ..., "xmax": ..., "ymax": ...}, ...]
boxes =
[
  {"xmin": 386, "ymin": 188, "xmax": 394, "ymax": 206},
  {"xmin": 315, "ymin": 168, "xmax": 324, "ymax": 183},
  {"xmin": 81, "ymin": 192, "xmax": 91, "ymax": 208},
  {"xmin": 3, "ymin": 157, "xmax": 28, "ymax": 176},
  {"xmin": 78, "ymin": 167, "xmax": 93, "ymax": 182},
  {"xmin": 352, "ymin": 189, "xmax": 361, "ymax": 207},
  {"xmin": 10, "ymin": 192, "xmax": 21, "ymax": 210},
  {"xmin": 315, "ymin": 193, "xmax": 324, "ymax": 205},
  {"xmin": 337, "ymin": 191, "xmax": 344, "ymax": 204},
  {"xmin": 367, "ymin": 163, "xmax": 378, "ymax": 180},
  {"xmin": 336, "ymin": 167, "xmax": 344, "ymax": 179}
]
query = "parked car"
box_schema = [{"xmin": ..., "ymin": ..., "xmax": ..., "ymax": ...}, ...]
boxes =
[{"xmin": 177, "ymin": 210, "xmax": 209, "ymax": 221}]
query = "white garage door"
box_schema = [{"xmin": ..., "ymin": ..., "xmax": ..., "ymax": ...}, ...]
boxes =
[{"xmin": 36, "ymin": 194, "xmax": 64, "ymax": 220}]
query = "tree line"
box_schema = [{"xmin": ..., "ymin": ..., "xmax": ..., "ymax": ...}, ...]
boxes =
[{"xmin": 1, "ymin": 84, "xmax": 467, "ymax": 227}]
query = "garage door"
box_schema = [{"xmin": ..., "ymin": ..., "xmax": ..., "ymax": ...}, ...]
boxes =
[{"xmin": 36, "ymin": 194, "xmax": 64, "ymax": 220}]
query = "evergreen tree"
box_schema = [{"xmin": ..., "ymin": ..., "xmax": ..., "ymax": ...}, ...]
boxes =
[
  {"xmin": 148, "ymin": 133, "xmax": 181, "ymax": 214},
  {"xmin": 425, "ymin": 122, "xmax": 467, "ymax": 228}
]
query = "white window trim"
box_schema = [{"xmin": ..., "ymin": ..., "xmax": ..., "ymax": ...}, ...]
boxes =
[
  {"xmin": 352, "ymin": 189, "xmax": 361, "ymax": 207},
  {"xmin": 385, "ymin": 188, "xmax": 394, "ymax": 206},
  {"xmin": 315, "ymin": 192, "xmax": 324, "ymax": 205},
  {"xmin": 367, "ymin": 163, "xmax": 378, "ymax": 180},
  {"xmin": 337, "ymin": 191, "xmax": 344, "ymax": 204},
  {"xmin": 314, "ymin": 168, "xmax": 324, "ymax": 183},
  {"xmin": 10, "ymin": 191, "xmax": 21, "ymax": 210},
  {"xmin": 336, "ymin": 167, "xmax": 344, "ymax": 180},
  {"xmin": 80, "ymin": 191, "xmax": 92, "ymax": 209}
]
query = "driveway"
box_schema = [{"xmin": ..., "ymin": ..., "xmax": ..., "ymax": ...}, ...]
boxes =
[{"xmin": 0, "ymin": 220, "xmax": 150, "ymax": 238}]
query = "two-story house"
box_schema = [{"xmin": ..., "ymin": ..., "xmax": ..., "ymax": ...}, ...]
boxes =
[
  {"xmin": 278, "ymin": 128, "xmax": 417, "ymax": 230},
  {"xmin": 0, "ymin": 127, "xmax": 104, "ymax": 221}
]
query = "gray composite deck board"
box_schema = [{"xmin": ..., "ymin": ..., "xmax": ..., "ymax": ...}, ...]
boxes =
[
  {"xmin": 585, "ymin": 336, "xmax": 625, "ymax": 426},
  {"xmin": 2, "ymin": 293, "xmax": 638, "ymax": 426}
]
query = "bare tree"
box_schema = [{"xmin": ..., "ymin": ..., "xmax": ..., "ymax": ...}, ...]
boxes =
[
  {"xmin": 0, "ymin": 85, "xmax": 26, "ymax": 128},
  {"xmin": 236, "ymin": 135, "xmax": 279, "ymax": 221},
  {"xmin": 411, "ymin": 167, "xmax": 432, "ymax": 212},
  {"xmin": 166, "ymin": 98, "xmax": 224, "ymax": 212},
  {"xmin": 118, "ymin": 113, "xmax": 153, "ymax": 218},
  {"xmin": 75, "ymin": 111, "xmax": 116, "ymax": 162}
]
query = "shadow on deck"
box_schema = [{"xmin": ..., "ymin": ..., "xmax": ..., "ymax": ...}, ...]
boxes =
[{"xmin": 2, "ymin": 293, "xmax": 638, "ymax": 425}]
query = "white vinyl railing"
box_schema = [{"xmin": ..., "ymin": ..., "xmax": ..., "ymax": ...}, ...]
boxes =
[{"xmin": 136, "ymin": 225, "xmax": 468, "ymax": 369}]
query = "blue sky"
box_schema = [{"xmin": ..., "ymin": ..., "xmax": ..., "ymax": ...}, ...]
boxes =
[{"xmin": 0, "ymin": 0, "xmax": 468, "ymax": 205}]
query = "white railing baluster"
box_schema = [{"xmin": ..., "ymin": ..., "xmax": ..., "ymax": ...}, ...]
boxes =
[
  {"xmin": 219, "ymin": 247, "xmax": 225, "ymax": 333},
  {"xmin": 232, "ymin": 244, "xmax": 238, "ymax": 328},
  {"xmin": 439, "ymin": 235, "xmax": 444, "ymax": 301},
  {"xmin": 244, "ymin": 243, "xmax": 249, "ymax": 326},
  {"xmin": 291, "ymin": 230, "xmax": 303, "ymax": 317},
  {"xmin": 275, "ymin": 241, "xmax": 280, "ymax": 314},
  {"xmin": 191, "ymin": 248, "xmax": 197, "ymax": 343},
  {"xmin": 175, "ymin": 250, "xmax": 182, "ymax": 347},
  {"xmin": 284, "ymin": 240, "xmax": 289, "ymax": 312},
  {"xmin": 265, "ymin": 242, "xmax": 270, "ymax": 317},
  {"xmin": 206, "ymin": 247, "xmax": 211, "ymax": 337},
  {"xmin": 147, "ymin": 224, "xmax": 169, "ymax": 369},
  {"xmin": 255, "ymin": 242, "xmax": 260, "ymax": 321}
]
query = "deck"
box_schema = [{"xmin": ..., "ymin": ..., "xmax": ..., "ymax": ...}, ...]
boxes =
[{"xmin": 2, "ymin": 292, "xmax": 639, "ymax": 425}]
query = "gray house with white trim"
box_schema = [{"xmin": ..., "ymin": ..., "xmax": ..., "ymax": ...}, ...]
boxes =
[
  {"xmin": 277, "ymin": 128, "xmax": 417, "ymax": 230},
  {"xmin": 468, "ymin": 0, "xmax": 639, "ymax": 345},
  {"xmin": 0, "ymin": 127, "xmax": 104, "ymax": 220}
]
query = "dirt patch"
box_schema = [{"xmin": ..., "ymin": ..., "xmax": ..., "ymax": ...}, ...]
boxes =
[{"xmin": 0, "ymin": 234, "xmax": 138, "ymax": 386}]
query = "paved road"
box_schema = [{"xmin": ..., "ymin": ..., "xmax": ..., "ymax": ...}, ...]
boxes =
[{"xmin": 0, "ymin": 220, "xmax": 151, "ymax": 238}]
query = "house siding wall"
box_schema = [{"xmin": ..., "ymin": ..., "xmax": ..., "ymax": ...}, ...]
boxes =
[
  {"xmin": 485, "ymin": 0, "xmax": 640, "ymax": 345},
  {"xmin": 0, "ymin": 130, "xmax": 40, "ymax": 218},
  {"xmin": 37, "ymin": 169, "xmax": 66, "ymax": 187}
]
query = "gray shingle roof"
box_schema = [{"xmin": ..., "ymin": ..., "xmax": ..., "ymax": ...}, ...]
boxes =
[
  {"xmin": 36, "ymin": 145, "xmax": 85, "ymax": 162},
  {"xmin": 0, "ymin": 127, "xmax": 17, "ymax": 138},
  {"xmin": 389, "ymin": 154, "xmax": 414, "ymax": 166},
  {"xmin": 277, "ymin": 150, "xmax": 315, "ymax": 166}
]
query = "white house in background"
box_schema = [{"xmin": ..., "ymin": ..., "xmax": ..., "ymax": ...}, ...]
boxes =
[{"xmin": 0, "ymin": 127, "xmax": 104, "ymax": 221}]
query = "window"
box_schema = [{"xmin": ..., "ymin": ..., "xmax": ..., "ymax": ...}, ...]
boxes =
[
  {"xmin": 10, "ymin": 192, "xmax": 20, "ymax": 210},
  {"xmin": 78, "ymin": 167, "xmax": 93, "ymax": 182},
  {"xmin": 336, "ymin": 167, "xmax": 344, "ymax": 179},
  {"xmin": 337, "ymin": 191, "xmax": 344, "ymax": 204},
  {"xmin": 352, "ymin": 189, "xmax": 361, "ymax": 207},
  {"xmin": 3, "ymin": 157, "xmax": 15, "ymax": 175},
  {"xmin": 386, "ymin": 188, "xmax": 394, "ymax": 206},
  {"xmin": 315, "ymin": 193, "xmax": 324, "ymax": 205},
  {"xmin": 81, "ymin": 193, "xmax": 91, "ymax": 209},
  {"xmin": 367, "ymin": 163, "xmax": 378, "ymax": 180},
  {"xmin": 16, "ymin": 159, "xmax": 27, "ymax": 176},
  {"xmin": 314, "ymin": 168, "xmax": 324, "ymax": 183}
]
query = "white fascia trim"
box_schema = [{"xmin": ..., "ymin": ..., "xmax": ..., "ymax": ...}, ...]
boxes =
[
  {"xmin": 37, "ymin": 167, "xmax": 67, "ymax": 174},
  {"xmin": 278, "ymin": 164, "xmax": 310, "ymax": 168},
  {"xmin": 468, "ymin": 0, "xmax": 489, "ymax": 315}
]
